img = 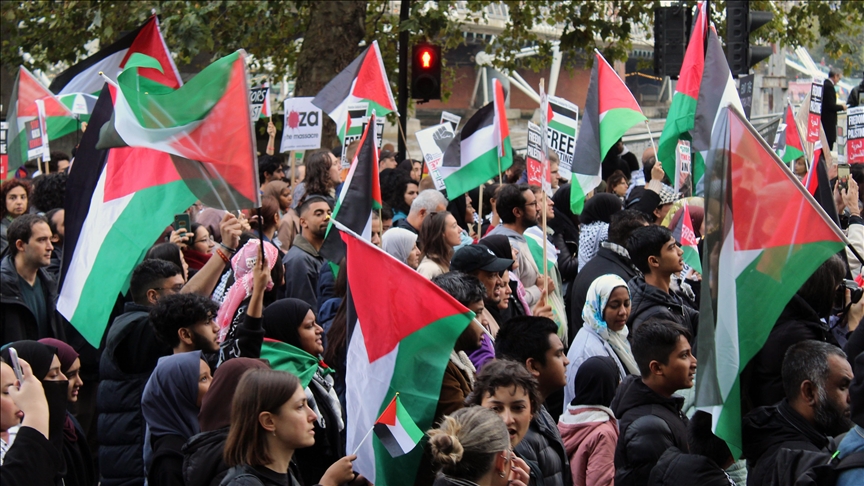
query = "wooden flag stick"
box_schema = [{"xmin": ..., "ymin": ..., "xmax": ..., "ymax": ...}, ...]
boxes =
[
  {"xmin": 477, "ymin": 184, "xmax": 484, "ymax": 238},
  {"xmin": 541, "ymin": 189, "xmax": 548, "ymax": 301},
  {"xmin": 289, "ymin": 150, "xmax": 296, "ymax": 188}
]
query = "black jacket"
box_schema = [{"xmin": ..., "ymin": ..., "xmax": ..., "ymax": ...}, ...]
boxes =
[
  {"xmin": 514, "ymin": 405, "xmax": 572, "ymax": 486},
  {"xmin": 648, "ymin": 447, "xmax": 733, "ymax": 486},
  {"xmin": 147, "ymin": 434, "xmax": 186, "ymax": 486},
  {"xmin": 63, "ymin": 412, "xmax": 97, "ymax": 486},
  {"xmin": 97, "ymin": 303, "xmax": 171, "ymax": 486},
  {"xmin": 282, "ymin": 234, "xmax": 325, "ymax": 309},
  {"xmin": 219, "ymin": 464, "xmax": 304, "ymax": 486},
  {"xmin": 742, "ymin": 294, "xmax": 835, "ymax": 412},
  {"xmin": 822, "ymin": 78, "xmax": 844, "ymax": 148},
  {"xmin": 183, "ymin": 428, "xmax": 230, "ymax": 486},
  {"xmin": 612, "ymin": 375, "xmax": 690, "ymax": 486},
  {"xmin": 742, "ymin": 399, "xmax": 833, "ymax": 486},
  {"xmin": 0, "ymin": 426, "xmax": 65, "ymax": 486},
  {"xmin": 295, "ymin": 376, "xmax": 344, "ymax": 486},
  {"xmin": 627, "ymin": 276, "xmax": 699, "ymax": 338},
  {"xmin": 1, "ymin": 254, "xmax": 65, "ymax": 344},
  {"xmin": 568, "ymin": 245, "xmax": 639, "ymax": 344},
  {"xmin": 394, "ymin": 217, "xmax": 419, "ymax": 234}
]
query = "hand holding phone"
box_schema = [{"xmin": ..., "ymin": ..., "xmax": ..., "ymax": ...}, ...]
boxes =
[
  {"xmin": 838, "ymin": 163, "xmax": 851, "ymax": 191},
  {"xmin": 8, "ymin": 347, "xmax": 24, "ymax": 387}
]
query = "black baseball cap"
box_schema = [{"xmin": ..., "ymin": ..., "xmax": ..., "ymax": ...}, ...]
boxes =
[{"xmin": 451, "ymin": 244, "xmax": 514, "ymax": 274}]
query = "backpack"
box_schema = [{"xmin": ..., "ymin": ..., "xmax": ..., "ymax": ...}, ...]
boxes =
[{"xmin": 786, "ymin": 450, "xmax": 864, "ymax": 486}]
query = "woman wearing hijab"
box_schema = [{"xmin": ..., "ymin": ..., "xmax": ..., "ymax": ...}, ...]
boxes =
[
  {"xmin": 549, "ymin": 184, "xmax": 580, "ymax": 285},
  {"xmin": 578, "ymin": 193, "xmax": 623, "ymax": 271},
  {"xmin": 264, "ymin": 180, "xmax": 300, "ymax": 254},
  {"xmin": 558, "ymin": 356, "xmax": 620, "ymax": 486},
  {"xmin": 564, "ymin": 275, "xmax": 639, "ymax": 408},
  {"xmin": 382, "ymin": 227, "xmax": 421, "ymax": 269},
  {"xmin": 182, "ymin": 358, "xmax": 270, "ymax": 486},
  {"xmin": 37, "ymin": 338, "xmax": 95, "ymax": 486},
  {"xmin": 262, "ymin": 299, "xmax": 344, "ymax": 486},
  {"xmin": 216, "ymin": 239, "xmax": 280, "ymax": 343},
  {"xmin": 142, "ymin": 351, "xmax": 213, "ymax": 486}
]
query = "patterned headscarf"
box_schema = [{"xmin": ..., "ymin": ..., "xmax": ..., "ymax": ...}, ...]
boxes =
[
  {"xmin": 216, "ymin": 239, "xmax": 279, "ymax": 341},
  {"xmin": 582, "ymin": 274, "xmax": 640, "ymax": 375}
]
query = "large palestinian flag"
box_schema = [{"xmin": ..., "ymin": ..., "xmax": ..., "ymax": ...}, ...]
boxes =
[
  {"xmin": 570, "ymin": 50, "xmax": 647, "ymax": 214},
  {"xmin": 695, "ymin": 105, "xmax": 847, "ymax": 457},
  {"xmin": 49, "ymin": 15, "xmax": 181, "ymax": 96},
  {"xmin": 341, "ymin": 227, "xmax": 473, "ymax": 485},
  {"xmin": 6, "ymin": 66, "xmax": 77, "ymax": 174},
  {"xmin": 58, "ymin": 87, "xmax": 196, "ymax": 347},
  {"xmin": 96, "ymin": 51, "xmax": 259, "ymax": 211},
  {"xmin": 439, "ymin": 78, "xmax": 513, "ymax": 199},
  {"xmin": 657, "ymin": 1, "xmax": 707, "ymax": 183},
  {"xmin": 312, "ymin": 40, "xmax": 397, "ymax": 143}
]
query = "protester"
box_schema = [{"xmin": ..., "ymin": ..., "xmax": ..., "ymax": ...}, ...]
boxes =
[
  {"xmin": 182, "ymin": 358, "xmax": 270, "ymax": 486},
  {"xmin": 220, "ymin": 369, "xmax": 356, "ymax": 486},
  {"xmin": 395, "ymin": 189, "xmax": 448, "ymax": 234},
  {"xmin": 248, "ymin": 196, "xmax": 281, "ymax": 247},
  {"xmin": 0, "ymin": 358, "xmax": 21, "ymax": 463},
  {"xmin": 449, "ymin": 245, "xmax": 513, "ymax": 339},
  {"xmin": 283, "ymin": 195, "xmax": 332, "ymax": 308},
  {"xmin": 417, "ymin": 211, "xmax": 461, "ymax": 279},
  {"xmin": 559, "ymin": 356, "xmax": 620, "ymax": 486},
  {"xmin": 261, "ymin": 298, "xmax": 345, "ymax": 486},
  {"xmin": 548, "ymin": 184, "xmax": 580, "ymax": 287},
  {"xmin": 142, "ymin": 351, "xmax": 213, "ymax": 485},
  {"xmin": 611, "ymin": 319, "xmax": 695, "ymax": 486},
  {"xmin": 479, "ymin": 234, "xmax": 531, "ymax": 321},
  {"xmin": 258, "ymin": 155, "xmax": 286, "ymax": 190},
  {"xmin": 381, "ymin": 168, "xmax": 419, "ymax": 222},
  {"xmin": 495, "ymin": 316, "xmax": 572, "ymax": 486},
  {"xmin": 397, "ymin": 158, "xmax": 423, "ymax": 182},
  {"xmin": 147, "ymin": 241, "xmax": 190, "ymax": 281},
  {"xmin": 626, "ymin": 225, "xmax": 699, "ymax": 337},
  {"xmin": 501, "ymin": 155, "xmax": 526, "ymax": 184},
  {"xmin": 44, "ymin": 207, "xmax": 64, "ymax": 280},
  {"xmin": 447, "ymin": 192, "xmax": 478, "ymax": 242},
  {"xmin": 466, "ymin": 358, "xmax": 540, "ymax": 450},
  {"xmin": 578, "ymin": 193, "xmax": 623, "ymax": 271},
  {"xmin": 297, "ymin": 150, "xmax": 340, "ymax": 205},
  {"xmin": 742, "ymin": 341, "xmax": 853, "ymax": 486},
  {"xmin": 822, "ymin": 70, "xmax": 847, "ymax": 150},
  {"xmin": 1, "ymin": 214, "xmax": 65, "ymax": 343},
  {"xmin": 548, "ymin": 152, "xmax": 562, "ymax": 191},
  {"xmin": 216, "ymin": 239, "xmax": 278, "ymax": 343},
  {"xmin": 0, "ymin": 179, "xmax": 30, "ymax": 255},
  {"xmin": 565, "ymin": 275, "xmax": 639, "ymax": 407},
  {"xmin": 835, "ymin": 352, "xmax": 864, "ymax": 486},
  {"xmin": 625, "ymin": 160, "xmax": 672, "ymax": 223},
  {"xmin": 370, "ymin": 211, "xmax": 383, "ymax": 247},
  {"xmin": 525, "ymin": 185, "xmax": 569, "ymax": 340},
  {"xmin": 648, "ymin": 411, "xmax": 735, "ymax": 486},
  {"xmin": 607, "ymin": 170, "xmax": 629, "ymax": 201},
  {"xmin": 569, "ymin": 209, "xmax": 649, "ymax": 339},
  {"xmin": 183, "ymin": 222, "xmax": 215, "ymax": 275},
  {"xmin": 426, "ymin": 406, "xmax": 527, "ymax": 486},
  {"xmin": 264, "ymin": 180, "xmax": 301, "ymax": 254},
  {"xmin": 848, "ymin": 71, "xmax": 864, "ymax": 108},
  {"xmin": 381, "ymin": 227, "xmax": 421, "ymax": 269}
]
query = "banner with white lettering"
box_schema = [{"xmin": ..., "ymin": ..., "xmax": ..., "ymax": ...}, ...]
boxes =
[
  {"xmin": 526, "ymin": 121, "xmax": 551, "ymax": 193},
  {"xmin": 339, "ymin": 102, "xmax": 385, "ymax": 168},
  {"xmin": 544, "ymin": 95, "xmax": 579, "ymax": 174},
  {"xmin": 848, "ymin": 106, "xmax": 864, "ymax": 164},
  {"xmin": 807, "ymin": 81, "xmax": 824, "ymax": 143},
  {"xmin": 280, "ymin": 97, "xmax": 323, "ymax": 152},
  {"xmin": 250, "ymin": 84, "xmax": 271, "ymax": 120},
  {"xmin": 675, "ymin": 139, "xmax": 692, "ymax": 196}
]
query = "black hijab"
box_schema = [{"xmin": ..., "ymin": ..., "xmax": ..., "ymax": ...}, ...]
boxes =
[
  {"xmin": 1, "ymin": 340, "xmax": 58, "ymax": 380},
  {"xmin": 549, "ymin": 184, "xmax": 581, "ymax": 242},
  {"xmin": 579, "ymin": 193, "xmax": 623, "ymax": 225},
  {"xmin": 447, "ymin": 194, "xmax": 470, "ymax": 231},
  {"xmin": 479, "ymin": 235, "xmax": 511, "ymax": 261},
  {"xmin": 571, "ymin": 356, "xmax": 620, "ymax": 407},
  {"xmin": 263, "ymin": 298, "xmax": 313, "ymax": 347}
]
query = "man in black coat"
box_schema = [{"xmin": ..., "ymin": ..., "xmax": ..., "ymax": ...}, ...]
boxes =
[
  {"xmin": 612, "ymin": 319, "xmax": 696, "ymax": 486},
  {"xmin": 742, "ymin": 340, "xmax": 853, "ymax": 486},
  {"xmin": 568, "ymin": 209, "xmax": 649, "ymax": 342},
  {"xmin": 822, "ymin": 70, "xmax": 847, "ymax": 150}
]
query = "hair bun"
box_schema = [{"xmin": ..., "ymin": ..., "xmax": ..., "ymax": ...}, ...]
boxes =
[{"xmin": 428, "ymin": 429, "xmax": 464, "ymax": 466}]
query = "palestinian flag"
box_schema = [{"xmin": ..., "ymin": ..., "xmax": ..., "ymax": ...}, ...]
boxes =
[
  {"xmin": 96, "ymin": 51, "xmax": 259, "ymax": 211},
  {"xmin": 340, "ymin": 227, "xmax": 473, "ymax": 485},
  {"xmin": 775, "ymin": 102, "xmax": 806, "ymax": 164},
  {"xmin": 545, "ymin": 94, "xmax": 579, "ymax": 174},
  {"xmin": 803, "ymin": 147, "xmax": 841, "ymax": 227},
  {"xmin": 311, "ymin": 41, "xmax": 397, "ymax": 143},
  {"xmin": 671, "ymin": 203, "xmax": 702, "ymax": 273},
  {"xmin": 439, "ymin": 78, "xmax": 513, "ymax": 199},
  {"xmin": 49, "ymin": 15, "xmax": 181, "ymax": 96},
  {"xmin": 319, "ymin": 115, "xmax": 383, "ymax": 264},
  {"xmin": 695, "ymin": 106, "xmax": 847, "ymax": 457},
  {"xmin": 58, "ymin": 87, "xmax": 196, "ymax": 347},
  {"xmin": 260, "ymin": 338, "xmax": 322, "ymax": 389},
  {"xmin": 570, "ymin": 50, "xmax": 647, "ymax": 214},
  {"xmin": 658, "ymin": 1, "xmax": 707, "ymax": 183},
  {"xmin": 6, "ymin": 66, "xmax": 78, "ymax": 174},
  {"xmin": 374, "ymin": 394, "xmax": 424, "ymax": 458}
]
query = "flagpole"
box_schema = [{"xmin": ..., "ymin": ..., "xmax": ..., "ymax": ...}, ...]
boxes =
[
  {"xmin": 351, "ymin": 424, "xmax": 376, "ymax": 456},
  {"xmin": 541, "ymin": 189, "xmax": 548, "ymax": 302},
  {"xmin": 289, "ymin": 150, "xmax": 296, "ymax": 188},
  {"xmin": 644, "ymin": 120, "xmax": 659, "ymax": 163},
  {"xmin": 477, "ymin": 184, "xmax": 484, "ymax": 238},
  {"xmin": 396, "ymin": 115, "xmax": 413, "ymax": 161}
]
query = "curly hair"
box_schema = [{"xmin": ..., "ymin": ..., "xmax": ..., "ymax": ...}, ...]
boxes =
[
  {"xmin": 1, "ymin": 179, "xmax": 31, "ymax": 220},
  {"xmin": 464, "ymin": 358, "xmax": 541, "ymax": 416},
  {"xmin": 380, "ymin": 168, "xmax": 418, "ymax": 216},
  {"xmin": 30, "ymin": 172, "xmax": 67, "ymax": 212},
  {"xmin": 149, "ymin": 293, "xmax": 219, "ymax": 348},
  {"xmin": 301, "ymin": 149, "xmax": 336, "ymax": 203}
]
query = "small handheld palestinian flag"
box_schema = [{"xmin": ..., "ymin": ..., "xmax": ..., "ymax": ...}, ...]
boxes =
[
  {"xmin": 372, "ymin": 394, "xmax": 424, "ymax": 458},
  {"xmin": 569, "ymin": 50, "xmax": 647, "ymax": 214},
  {"xmin": 671, "ymin": 204, "xmax": 702, "ymax": 274},
  {"xmin": 775, "ymin": 102, "xmax": 805, "ymax": 164}
]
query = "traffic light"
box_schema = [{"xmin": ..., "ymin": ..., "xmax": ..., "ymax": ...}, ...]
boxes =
[
  {"xmin": 412, "ymin": 43, "xmax": 441, "ymax": 101},
  {"xmin": 653, "ymin": 5, "xmax": 691, "ymax": 79},
  {"xmin": 726, "ymin": 0, "xmax": 774, "ymax": 76}
]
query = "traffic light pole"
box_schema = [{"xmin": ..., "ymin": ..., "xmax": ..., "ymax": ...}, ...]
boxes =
[{"xmin": 397, "ymin": 0, "xmax": 411, "ymax": 163}]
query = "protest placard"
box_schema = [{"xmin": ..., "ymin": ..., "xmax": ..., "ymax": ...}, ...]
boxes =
[
  {"xmin": 26, "ymin": 100, "xmax": 50, "ymax": 163},
  {"xmin": 280, "ymin": 97, "xmax": 323, "ymax": 152},
  {"xmin": 526, "ymin": 122, "xmax": 551, "ymax": 192},
  {"xmin": 440, "ymin": 111, "xmax": 461, "ymax": 133},
  {"xmin": 772, "ymin": 119, "xmax": 786, "ymax": 152},
  {"xmin": 848, "ymin": 106, "xmax": 864, "ymax": 164},
  {"xmin": 249, "ymin": 85, "xmax": 270, "ymax": 120},
  {"xmin": 675, "ymin": 139, "xmax": 692, "ymax": 196},
  {"xmin": 415, "ymin": 123, "xmax": 454, "ymax": 191},
  {"xmin": 807, "ymin": 81, "xmax": 824, "ymax": 142},
  {"xmin": 340, "ymin": 102, "xmax": 385, "ymax": 167},
  {"xmin": 544, "ymin": 95, "xmax": 579, "ymax": 174},
  {"xmin": 738, "ymin": 74, "xmax": 755, "ymax": 119}
]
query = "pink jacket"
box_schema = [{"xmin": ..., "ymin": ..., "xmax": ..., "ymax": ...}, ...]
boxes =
[{"xmin": 557, "ymin": 405, "xmax": 619, "ymax": 486}]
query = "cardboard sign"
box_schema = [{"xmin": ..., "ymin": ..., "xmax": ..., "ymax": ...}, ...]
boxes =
[
  {"xmin": 249, "ymin": 86, "xmax": 270, "ymax": 120},
  {"xmin": 280, "ymin": 97, "xmax": 323, "ymax": 152},
  {"xmin": 526, "ymin": 122, "xmax": 551, "ymax": 192},
  {"xmin": 544, "ymin": 95, "xmax": 579, "ymax": 174},
  {"xmin": 675, "ymin": 139, "xmax": 692, "ymax": 196},
  {"xmin": 440, "ymin": 111, "xmax": 461, "ymax": 133},
  {"xmin": 340, "ymin": 102, "xmax": 384, "ymax": 168},
  {"xmin": 26, "ymin": 100, "xmax": 50, "ymax": 162},
  {"xmin": 415, "ymin": 123, "xmax": 454, "ymax": 191},
  {"xmin": 807, "ymin": 81, "xmax": 824, "ymax": 142},
  {"xmin": 772, "ymin": 120, "xmax": 787, "ymax": 153},
  {"xmin": 848, "ymin": 107, "xmax": 864, "ymax": 164},
  {"xmin": 737, "ymin": 74, "xmax": 755, "ymax": 119}
]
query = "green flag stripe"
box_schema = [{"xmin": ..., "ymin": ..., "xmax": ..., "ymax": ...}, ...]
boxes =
[
  {"xmin": 781, "ymin": 146, "xmax": 805, "ymax": 164},
  {"xmin": 443, "ymin": 146, "xmax": 500, "ymax": 199},
  {"xmin": 260, "ymin": 340, "xmax": 319, "ymax": 389},
  {"xmin": 599, "ymin": 107, "xmax": 647, "ymax": 161},
  {"xmin": 658, "ymin": 92, "xmax": 699, "ymax": 180},
  {"xmin": 548, "ymin": 119, "xmax": 576, "ymax": 137},
  {"xmin": 682, "ymin": 246, "xmax": 702, "ymax": 274},
  {"xmin": 395, "ymin": 396, "xmax": 425, "ymax": 443}
]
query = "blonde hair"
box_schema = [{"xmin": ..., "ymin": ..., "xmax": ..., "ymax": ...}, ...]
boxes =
[{"xmin": 427, "ymin": 406, "xmax": 510, "ymax": 481}]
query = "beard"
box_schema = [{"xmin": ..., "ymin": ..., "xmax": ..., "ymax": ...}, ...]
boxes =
[
  {"xmin": 814, "ymin": 388, "xmax": 853, "ymax": 436},
  {"xmin": 521, "ymin": 213, "xmax": 538, "ymax": 228},
  {"xmin": 191, "ymin": 328, "xmax": 219, "ymax": 353}
]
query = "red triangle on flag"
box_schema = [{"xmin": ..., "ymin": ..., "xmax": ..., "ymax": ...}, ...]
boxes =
[
  {"xmin": 16, "ymin": 67, "xmax": 73, "ymax": 118},
  {"xmin": 596, "ymin": 53, "xmax": 643, "ymax": 115},
  {"xmin": 121, "ymin": 17, "xmax": 181, "ymax": 89},
  {"xmin": 674, "ymin": 2, "xmax": 707, "ymax": 99},
  {"xmin": 375, "ymin": 396, "xmax": 398, "ymax": 427},
  {"xmin": 352, "ymin": 44, "xmax": 396, "ymax": 112},
  {"xmin": 103, "ymin": 147, "xmax": 182, "ymax": 202},
  {"xmin": 494, "ymin": 79, "xmax": 510, "ymax": 141}
]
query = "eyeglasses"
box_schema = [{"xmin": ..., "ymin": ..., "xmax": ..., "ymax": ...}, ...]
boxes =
[
  {"xmin": 523, "ymin": 201, "xmax": 540, "ymax": 208},
  {"xmin": 152, "ymin": 284, "xmax": 184, "ymax": 293}
]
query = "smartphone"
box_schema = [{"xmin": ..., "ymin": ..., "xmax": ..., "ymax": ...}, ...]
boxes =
[
  {"xmin": 8, "ymin": 347, "xmax": 24, "ymax": 386},
  {"xmin": 172, "ymin": 213, "xmax": 191, "ymax": 238},
  {"xmin": 838, "ymin": 163, "xmax": 851, "ymax": 191}
]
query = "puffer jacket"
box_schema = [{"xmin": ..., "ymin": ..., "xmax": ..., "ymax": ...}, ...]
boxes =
[
  {"xmin": 648, "ymin": 447, "xmax": 734, "ymax": 486},
  {"xmin": 1, "ymin": 254, "xmax": 65, "ymax": 343},
  {"xmin": 627, "ymin": 276, "xmax": 699, "ymax": 337},
  {"xmin": 612, "ymin": 375, "xmax": 689, "ymax": 486},
  {"xmin": 183, "ymin": 428, "xmax": 230, "ymax": 486},
  {"xmin": 558, "ymin": 405, "xmax": 618, "ymax": 486},
  {"xmin": 515, "ymin": 406, "xmax": 572, "ymax": 486}
]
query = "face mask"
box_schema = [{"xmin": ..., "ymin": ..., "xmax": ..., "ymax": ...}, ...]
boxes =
[{"xmin": 42, "ymin": 380, "xmax": 70, "ymax": 476}]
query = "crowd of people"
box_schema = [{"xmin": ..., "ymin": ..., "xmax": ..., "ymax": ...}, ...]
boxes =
[{"xmin": 2, "ymin": 136, "xmax": 864, "ymax": 486}]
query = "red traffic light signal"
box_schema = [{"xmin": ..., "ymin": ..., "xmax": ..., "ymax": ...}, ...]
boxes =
[{"xmin": 412, "ymin": 43, "xmax": 441, "ymax": 101}]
